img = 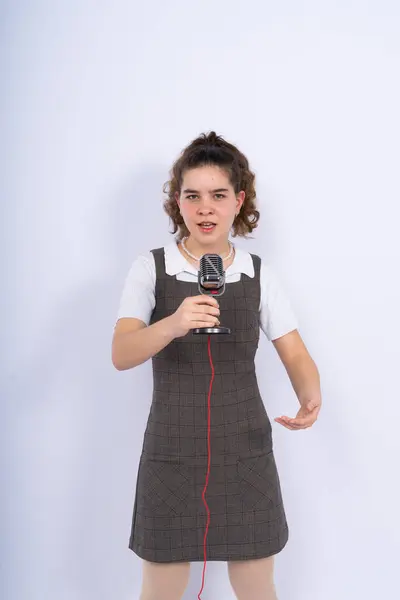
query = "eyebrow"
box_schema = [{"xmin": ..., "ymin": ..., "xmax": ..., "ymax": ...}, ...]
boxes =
[{"xmin": 183, "ymin": 188, "xmax": 229, "ymax": 194}]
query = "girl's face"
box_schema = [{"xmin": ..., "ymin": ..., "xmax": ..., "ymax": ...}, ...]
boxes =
[{"xmin": 175, "ymin": 165, "xmax": 245, "ymax": 245}]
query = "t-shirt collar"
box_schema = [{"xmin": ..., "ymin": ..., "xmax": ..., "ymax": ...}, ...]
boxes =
[{"xmin": 164, "ymin": 239, "xmax": 255, "ymax": 278}]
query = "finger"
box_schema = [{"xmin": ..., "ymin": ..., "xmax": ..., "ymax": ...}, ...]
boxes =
[
  {"xmin": 191, "ymin": 310, "xmax": 220, "ymax": 323},
  {"xmin": 190, "ymin": 306, "xmax": 220, "ymax": 318},
  {"xmin": 193, "ymin": 295, "xmax": 219, "ymax": 307},
  {"xmin": 286, "ymin": 416, "xmax": 316, "ymax": 428},
  {"xmin": 197, "ymin": 305, "xmax": 220, "ymax": 315},
  {"xmin": 274, "ymin": 418, "xmax": 298, "ymax": 430},
  {"xmin": 192, "ymin": 318, "xmax": 220, "ymax": 327},
  {"xmin": 191, "ymin": 322, "xmax": 220, "ymax": 329},
  {"xmin": 192, "ymin": 313, "xmax": 220, "ymax": 323},
  {"xmin": 192, "ymin": 312, "xmax": 220, "ymax": 324},
  {"xmin": 275, "ymin": 416, "xmax": 308, "ymax": 430}
]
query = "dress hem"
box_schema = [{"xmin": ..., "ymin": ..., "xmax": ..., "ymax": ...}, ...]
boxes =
[{"xmin": 128, "ymin": 529, "xmax": 289, "ymax": 563}]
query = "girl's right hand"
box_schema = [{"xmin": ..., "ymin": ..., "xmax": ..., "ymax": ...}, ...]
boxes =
[{"xmin": 167, "ymin": 295, "xmax": 221, "ymax": 338}]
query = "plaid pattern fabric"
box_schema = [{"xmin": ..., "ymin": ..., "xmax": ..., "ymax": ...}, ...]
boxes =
[{"xmin": 128, "ymin": 247, "xmax": 289, "ymax": 562}]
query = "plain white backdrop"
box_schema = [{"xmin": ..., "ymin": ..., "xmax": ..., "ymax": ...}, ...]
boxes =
[{"xmin": 2, "ymin": 1, "xmax": 400, "ymax": 599}]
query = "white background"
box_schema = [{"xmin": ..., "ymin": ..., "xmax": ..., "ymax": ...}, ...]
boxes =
[{"xmin": 2, "ymin": 1, "xmax": 400, "ymax": 599}]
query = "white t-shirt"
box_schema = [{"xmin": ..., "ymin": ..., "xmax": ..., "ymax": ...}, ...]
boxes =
[{"xmin": 117, "ymin": 240, "xmax": 298, "ymax": 341}]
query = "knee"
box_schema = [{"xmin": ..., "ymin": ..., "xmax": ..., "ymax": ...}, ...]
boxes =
[
  {"xmin": 140, "ymin": 560, "xmax": 191, "ymax": 600},
  {"xmin": 228, "ymin": 557, "xmax": 277, "ymax": 600}
]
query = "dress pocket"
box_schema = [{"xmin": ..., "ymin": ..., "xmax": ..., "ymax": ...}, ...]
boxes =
[
  {"xmin": 237, "ymin": 451, "xmax": 283, "ymax": 511},
  {"xmin": 137, "ymin": 459, "xmax": 192, "ymax": 517}
]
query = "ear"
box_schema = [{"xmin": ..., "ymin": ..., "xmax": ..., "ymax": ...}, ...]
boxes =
[{"xmin": 236, "ymin": 190, "xmax": 245, "ymax": 212}]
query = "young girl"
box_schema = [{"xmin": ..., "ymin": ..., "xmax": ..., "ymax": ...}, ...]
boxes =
[{"xmin": 112, "ymin": 132, "xmax": 321, "ymax": 600}]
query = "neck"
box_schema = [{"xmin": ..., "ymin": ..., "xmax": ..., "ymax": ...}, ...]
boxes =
[{"xmin": 183, "ymin": 235, "xmax": 231, "ymax": 258}]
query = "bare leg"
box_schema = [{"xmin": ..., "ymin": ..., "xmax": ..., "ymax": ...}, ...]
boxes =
[
  {"xmin": 139, "ymin": 559, "xmax": 191, "ymax": 600},
  {"xmin": 227, "ymin": 556, "xmax": 278, "ymax": 600}
]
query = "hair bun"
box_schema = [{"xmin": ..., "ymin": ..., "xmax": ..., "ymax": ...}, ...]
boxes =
[
  {"xmin": 207, "ymin": 131, "xmax": 219, "ymax": 144},
  {"xmin": 190, "ymin": 131, "xmax": 223, "ymax": 148},
  {"xmin": 207, "ymin": 131, "xmax": 228, "ymax": 147}
]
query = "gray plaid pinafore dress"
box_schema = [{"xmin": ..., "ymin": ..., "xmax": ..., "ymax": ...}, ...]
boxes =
[{"xmin": 129, "ymin": 247, "xmax": 289, "ymax": 562}]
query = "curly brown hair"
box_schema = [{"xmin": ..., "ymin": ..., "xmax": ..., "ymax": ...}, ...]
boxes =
[{"xmin": 163, "ymin": 131, "xmax": 260, "ymax": 240}]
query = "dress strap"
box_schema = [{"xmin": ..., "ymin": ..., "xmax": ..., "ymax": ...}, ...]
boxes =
[
  {"xmin": 249, "ymin": 253, "xmax": 261, "ymax": 281},
  {"xmin": 150, "ymin": 247, "xmax": 169, "ymax": 281}
]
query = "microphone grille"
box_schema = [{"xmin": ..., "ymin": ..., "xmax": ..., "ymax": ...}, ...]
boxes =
[{"xmin": 200, "ymin": 254, "xmax": 223, "ymax": 277}]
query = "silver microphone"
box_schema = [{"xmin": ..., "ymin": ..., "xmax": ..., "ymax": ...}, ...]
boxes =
[
  {"xmin": 198, "ymin": 254, "xmax": 225, "ymax": 296},
  {"xmin": 192, "ymin": 253, "xmax": 231, "ymax": 335}
]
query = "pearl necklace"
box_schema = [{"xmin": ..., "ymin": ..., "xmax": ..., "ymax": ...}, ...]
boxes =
[{"xmin": 181, "ymin": 236, "xmax": 234, "ymax": 262}]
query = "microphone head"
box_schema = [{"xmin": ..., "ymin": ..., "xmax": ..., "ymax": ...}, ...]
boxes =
[{"xmin": 198, "ymin": 253, "xmax": 226, "ymax": 296}]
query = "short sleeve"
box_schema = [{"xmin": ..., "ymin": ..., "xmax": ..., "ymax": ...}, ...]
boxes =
[
  {"xmin": 116, "ymin": 252, "xmax": 156, "ymax": 325},
  {"xmin": 259, "ymin": 261, "xmax": 299, "ymax": 341}
]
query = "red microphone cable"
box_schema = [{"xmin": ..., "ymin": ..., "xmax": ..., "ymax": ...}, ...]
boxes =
[{"xmin": 197, "ymin": 333, "xmax": 214, "ymax": 600}]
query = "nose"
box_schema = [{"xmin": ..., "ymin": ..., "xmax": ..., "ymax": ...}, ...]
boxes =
[
  {"xmin": 198, "ymin": 200, "xmax": 214, "ymax": 214},
  {"xmin": 199, "ymin": 207, "xmax": 213, "ymax": 216}
]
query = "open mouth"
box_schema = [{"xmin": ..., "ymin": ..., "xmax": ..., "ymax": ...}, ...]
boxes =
[{"xmin": 197, "ymin": 222, "xmax": 216, "ymax": 232}]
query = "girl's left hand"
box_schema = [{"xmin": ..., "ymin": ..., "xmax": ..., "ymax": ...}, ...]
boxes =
[{"xmin": 274, "ymin": 400, "xmax": 321, "ymax": 430}]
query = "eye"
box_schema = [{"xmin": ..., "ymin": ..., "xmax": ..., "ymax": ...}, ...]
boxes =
[
  {"xmin": 186, "ymin": 194, "xmax": 198, "ymax": 200},
  {"xmin": 215, "ymin": 194, "xmax": 226, "ymax": 199}
]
